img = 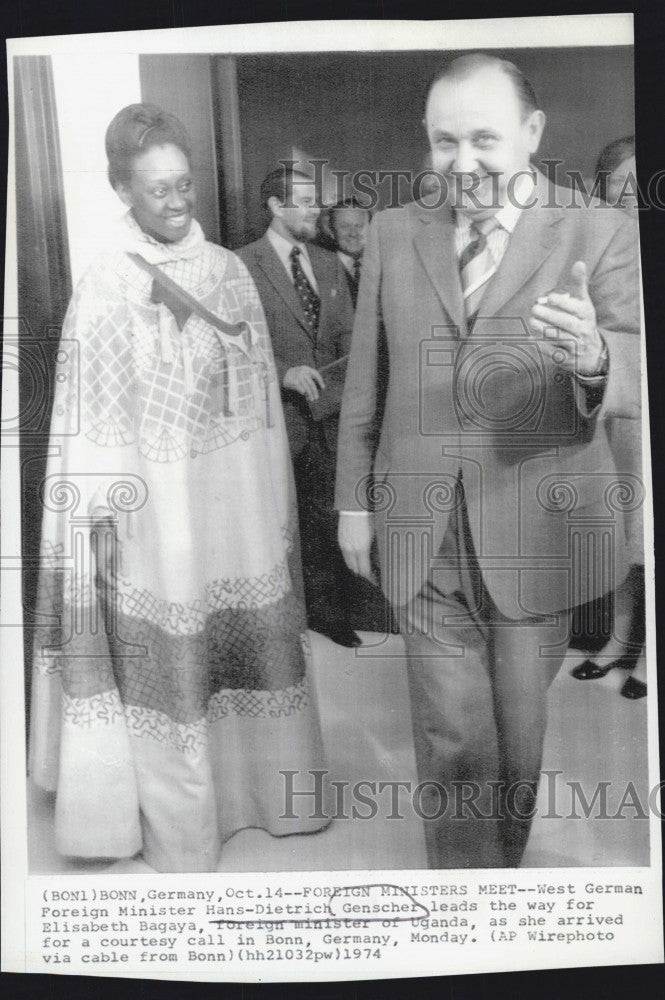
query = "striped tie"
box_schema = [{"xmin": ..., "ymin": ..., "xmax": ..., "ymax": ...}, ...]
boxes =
[{"xmin": 458, "ymin": 217, "xmax": 501, "ymax": 330}]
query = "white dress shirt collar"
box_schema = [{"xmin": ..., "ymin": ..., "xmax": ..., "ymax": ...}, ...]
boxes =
[
  {"xmin": 337, "ymin": 250, "xmax": 358, "ymax": 276},
  {"xmin": 267, "ymin": 225, "xmax": 318, "ymax": 292},
  {"xmin": 455, "ymin": 171, "xmax": 536, "ymax": 237}
]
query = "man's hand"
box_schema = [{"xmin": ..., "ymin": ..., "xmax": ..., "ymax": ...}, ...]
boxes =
[
  {"xmin": 283, "ymin": 365, "xmax": 325, "ymax": 401},
  {"xmin": 529, "ymin": 261, "xmax": 605, "ymax": 376},
  {"xmin": 338, "ymin": 512, "xmax": 375, "ymax": 581}
]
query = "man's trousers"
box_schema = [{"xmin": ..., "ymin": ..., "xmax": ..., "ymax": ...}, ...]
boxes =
[{"xmin": 398, "ymin": 482, "xmax": 571, "ymax": 868}]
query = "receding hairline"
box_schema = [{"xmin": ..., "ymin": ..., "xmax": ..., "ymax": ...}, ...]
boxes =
[{"xmin": 425, "ymin": 54, "xmax": 539, "ymax": 117}]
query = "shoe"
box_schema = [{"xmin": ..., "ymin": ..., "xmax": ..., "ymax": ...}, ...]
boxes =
[
  {"xmin": 311, "ymin": 623, "xmax": 361, "ymax": 647},
  {"xmin": 571, "ymin": 655, "xmax": 638, "ymax": 680},
  {"xmin": 621, "ymin": 676, "xmax": 647, "ymax": 699},
  {"xmin": 571, "ymin": 659, "xmax": 614, "ymax": 680}
]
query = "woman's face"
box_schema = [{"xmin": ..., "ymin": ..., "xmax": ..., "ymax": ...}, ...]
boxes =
[
  {"xmin": 118, "ymin": 142, "xmax": 196, "ymax": 242},
  {"xmin": 607, "ymin": 154, "xmax": 637, "ymax": 214}
]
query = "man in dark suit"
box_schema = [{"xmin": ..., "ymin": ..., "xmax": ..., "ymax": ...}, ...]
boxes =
[
  {"xmin": 336, "ymin": 54, "xmax": 640, "ymax": 867},
  {"xmin": 323, "ymin": 198, "xmax": 371, "ymax": 308},
  {"xmin": 239, "ymin": 167, "xmax": 359, "ymax": 647}
]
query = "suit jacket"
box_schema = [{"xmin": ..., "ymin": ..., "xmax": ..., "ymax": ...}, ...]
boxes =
[
  {"xmin": 238, "ymin": 234, "xmax": 354, "ymax": 456},
  {"xmin": 341, "ymin": 259, "xmax": 360, "ymax": 309},
  {"xmin": 335, "ymin": 171, "xmax": 641, "ymax": 617}
]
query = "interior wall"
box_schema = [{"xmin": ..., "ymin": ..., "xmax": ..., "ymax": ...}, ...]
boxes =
[
  {"xmin": 51, "ymin": 53, "xmax": 142, "ymax": 284},
  {"xmin": 233, "ymin": 47, "xmax": 635, "ymax": 244},
  {"xmin": 140, "ymin": 54, "xmax": 221, "ymax": 245}
]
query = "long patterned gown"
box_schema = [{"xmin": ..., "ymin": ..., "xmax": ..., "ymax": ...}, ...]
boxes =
[{"xmin": 29, "ymin": 213, "xmax": 329, "ymax": 872}]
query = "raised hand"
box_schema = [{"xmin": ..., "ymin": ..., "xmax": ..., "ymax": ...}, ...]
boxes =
[{"xmin": 529, "ymin": 261, "xmax": 605, "ymax": 376}]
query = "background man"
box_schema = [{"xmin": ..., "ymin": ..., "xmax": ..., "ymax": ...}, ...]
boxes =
[
  {"xmin": 239, "ymin": 167, "xmax": 359, "ymax": 647},
  {"xmin": 323, "ymin": 197, "xmax": 371, "ymax": 307},
  {"xmin": 336, "ymin": 54, "xmax": 640, "ymax": 867}
]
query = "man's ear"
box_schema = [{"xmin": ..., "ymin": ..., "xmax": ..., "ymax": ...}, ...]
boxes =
[
  {"xmin": 267, "ymin": 194, "xmax": 283, "ymax": 219},
  {"xmin": 526, "ymin": 110, "xmax": 546, "ymax": 154}
]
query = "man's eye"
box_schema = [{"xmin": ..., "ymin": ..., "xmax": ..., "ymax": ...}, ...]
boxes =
[
  {"xmin": 475, "ymin": 136, "xmax": 497, "ymax": 149},
  {"xmin": 152, "ymin": 188, "xmax": 167, "ymax": 197},
  {"xmin": 178, "ymin": 180, "xmax": 192, "ymax": 192}
]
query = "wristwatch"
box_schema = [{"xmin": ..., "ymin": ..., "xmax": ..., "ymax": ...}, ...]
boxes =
[{"xmin": 577, "ymin": 334, "xmax": 609, "ymax": 381}]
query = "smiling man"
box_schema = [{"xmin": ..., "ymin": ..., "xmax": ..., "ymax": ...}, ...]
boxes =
[
  {"xmin": 336, "ymin": 54, "xmax": 641, "ymax": 868},
  {"xmin": 324, "ymin": 197, "xmax": 372, "ymax": 307}
]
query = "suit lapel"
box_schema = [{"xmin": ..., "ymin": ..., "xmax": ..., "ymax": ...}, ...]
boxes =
[
  {"xmin": 412, "ymin": 173, "xmax": 565, "ymax": 331},
  {"xmin": 480, "ymin": 176, "xmax": 564, "ymax": 319},
  {"xmin": 254, "ymin": 235, "xmax": 312, "ymax": 338},
  {"xmin": 413, "ymin": 205, "xmax": 465, "ymax": 331}
]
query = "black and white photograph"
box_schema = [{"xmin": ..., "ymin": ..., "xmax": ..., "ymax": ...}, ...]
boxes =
[{"xmin": 2, "ymin": 12, "xmax": 663, "ymax": 983}]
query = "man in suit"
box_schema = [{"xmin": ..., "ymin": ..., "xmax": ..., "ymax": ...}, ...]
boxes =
[
  {"xmin": 323, "ymin": 197, "xmax": 372, "ymax": 308},
  {"xmin": 336, "ymin": 54, "xmax": 640, "ymax": 867},
  {"xmin": 239, "ymin": 167, "xmax": 360, "ymax": 647}
]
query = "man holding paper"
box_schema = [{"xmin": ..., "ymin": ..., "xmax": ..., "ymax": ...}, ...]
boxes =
[
  {"xmin": 239, "ymin": 167, "xmax": 359, "ymax": 646},
  {"xmin": 336, "ymin": 54, "xmax": 641, "ymax": 867}
]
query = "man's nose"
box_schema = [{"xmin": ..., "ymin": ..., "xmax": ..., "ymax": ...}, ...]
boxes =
[{"xmin": 451, "ymin": 142, "xmax": 478, "ymax": 175}]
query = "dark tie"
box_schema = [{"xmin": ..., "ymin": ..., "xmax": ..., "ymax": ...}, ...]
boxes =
[
  {"xmin": 346, "ymin": 258, "xmax": 360, "ymax": 309},
  {"xmin": 351, "ymin": 258, "xmax": 361, "ymax": 307},
  {"xmin": 290, "ymin": 246, "xmax": 320, "ymax": 335},
  {"xmin": 458, "ymin": 217, "xmax": 500, "ymax": 329}
]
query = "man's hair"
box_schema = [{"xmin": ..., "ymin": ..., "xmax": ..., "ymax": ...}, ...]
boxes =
[
  {"xmin": 328, "ymin": 196, "xmax": 372, "ymax": 224},
  {"xmin": 593, "ymin": 135, "xmax": 636, "ymax": 203},
  {"xmin": 425, "ymin": 53, "xmax": 539, "ymax": 120},
  {"xmin": 260, "ymin": 166, "xmax": 314, "ymax": 213}
]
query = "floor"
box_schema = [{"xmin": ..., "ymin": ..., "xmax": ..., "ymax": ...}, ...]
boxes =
[{"xmin": 27, "ymin": 629, "xmax": 650, "ymax": 874}]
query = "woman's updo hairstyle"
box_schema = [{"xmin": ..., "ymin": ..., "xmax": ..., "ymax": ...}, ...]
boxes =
[{"xmin": 105, "ymin": 103, "xmax": 192, "ymax": 190}]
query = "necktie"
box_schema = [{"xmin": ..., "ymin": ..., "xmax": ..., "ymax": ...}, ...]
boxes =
[
  {"xmin": 290, "ymin": 246, "xmax": 320, "ymax": 335},
  {"xmin": 458, "ymin": 217, "xmax": 501, "ymax": 330},
  {"xmin": 351, "ymin": 258, "xmax": 361, "ymax": 307}
]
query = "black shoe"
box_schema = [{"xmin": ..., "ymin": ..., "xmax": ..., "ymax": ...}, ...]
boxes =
[
  {"xmin": 621, "ymin": 676, "xmax": 647, "ymax": 699},
  {"xmin": 571, "ymin": 659, "xmax": 614, "ymax": 680},
  {"xmin": 571, "ymin": 655, "xmax": 638, "ymax": 680},
  {"xmin": 311, "ymin": 623, "xmax": 361, "ymax": 647}
]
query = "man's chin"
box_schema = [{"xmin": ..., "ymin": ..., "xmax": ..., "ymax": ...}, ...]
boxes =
[{"xmin": 453, "ymin": 203, "xmax": 500, "ymax": 221}]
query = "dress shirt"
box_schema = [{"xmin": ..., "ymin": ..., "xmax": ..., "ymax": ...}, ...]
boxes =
[
  {"xmin": 267, "ymin": 225, "xmax": 318, "ymax": 293},
  {"xmin": 453, "ymin": 171, "xmax": 534, "ymax": 265}
]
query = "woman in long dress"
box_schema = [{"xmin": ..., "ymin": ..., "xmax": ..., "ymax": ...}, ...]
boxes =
[{"xmin": 29, "ymin": 104, "xmax": 329, "ymax": 871}]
